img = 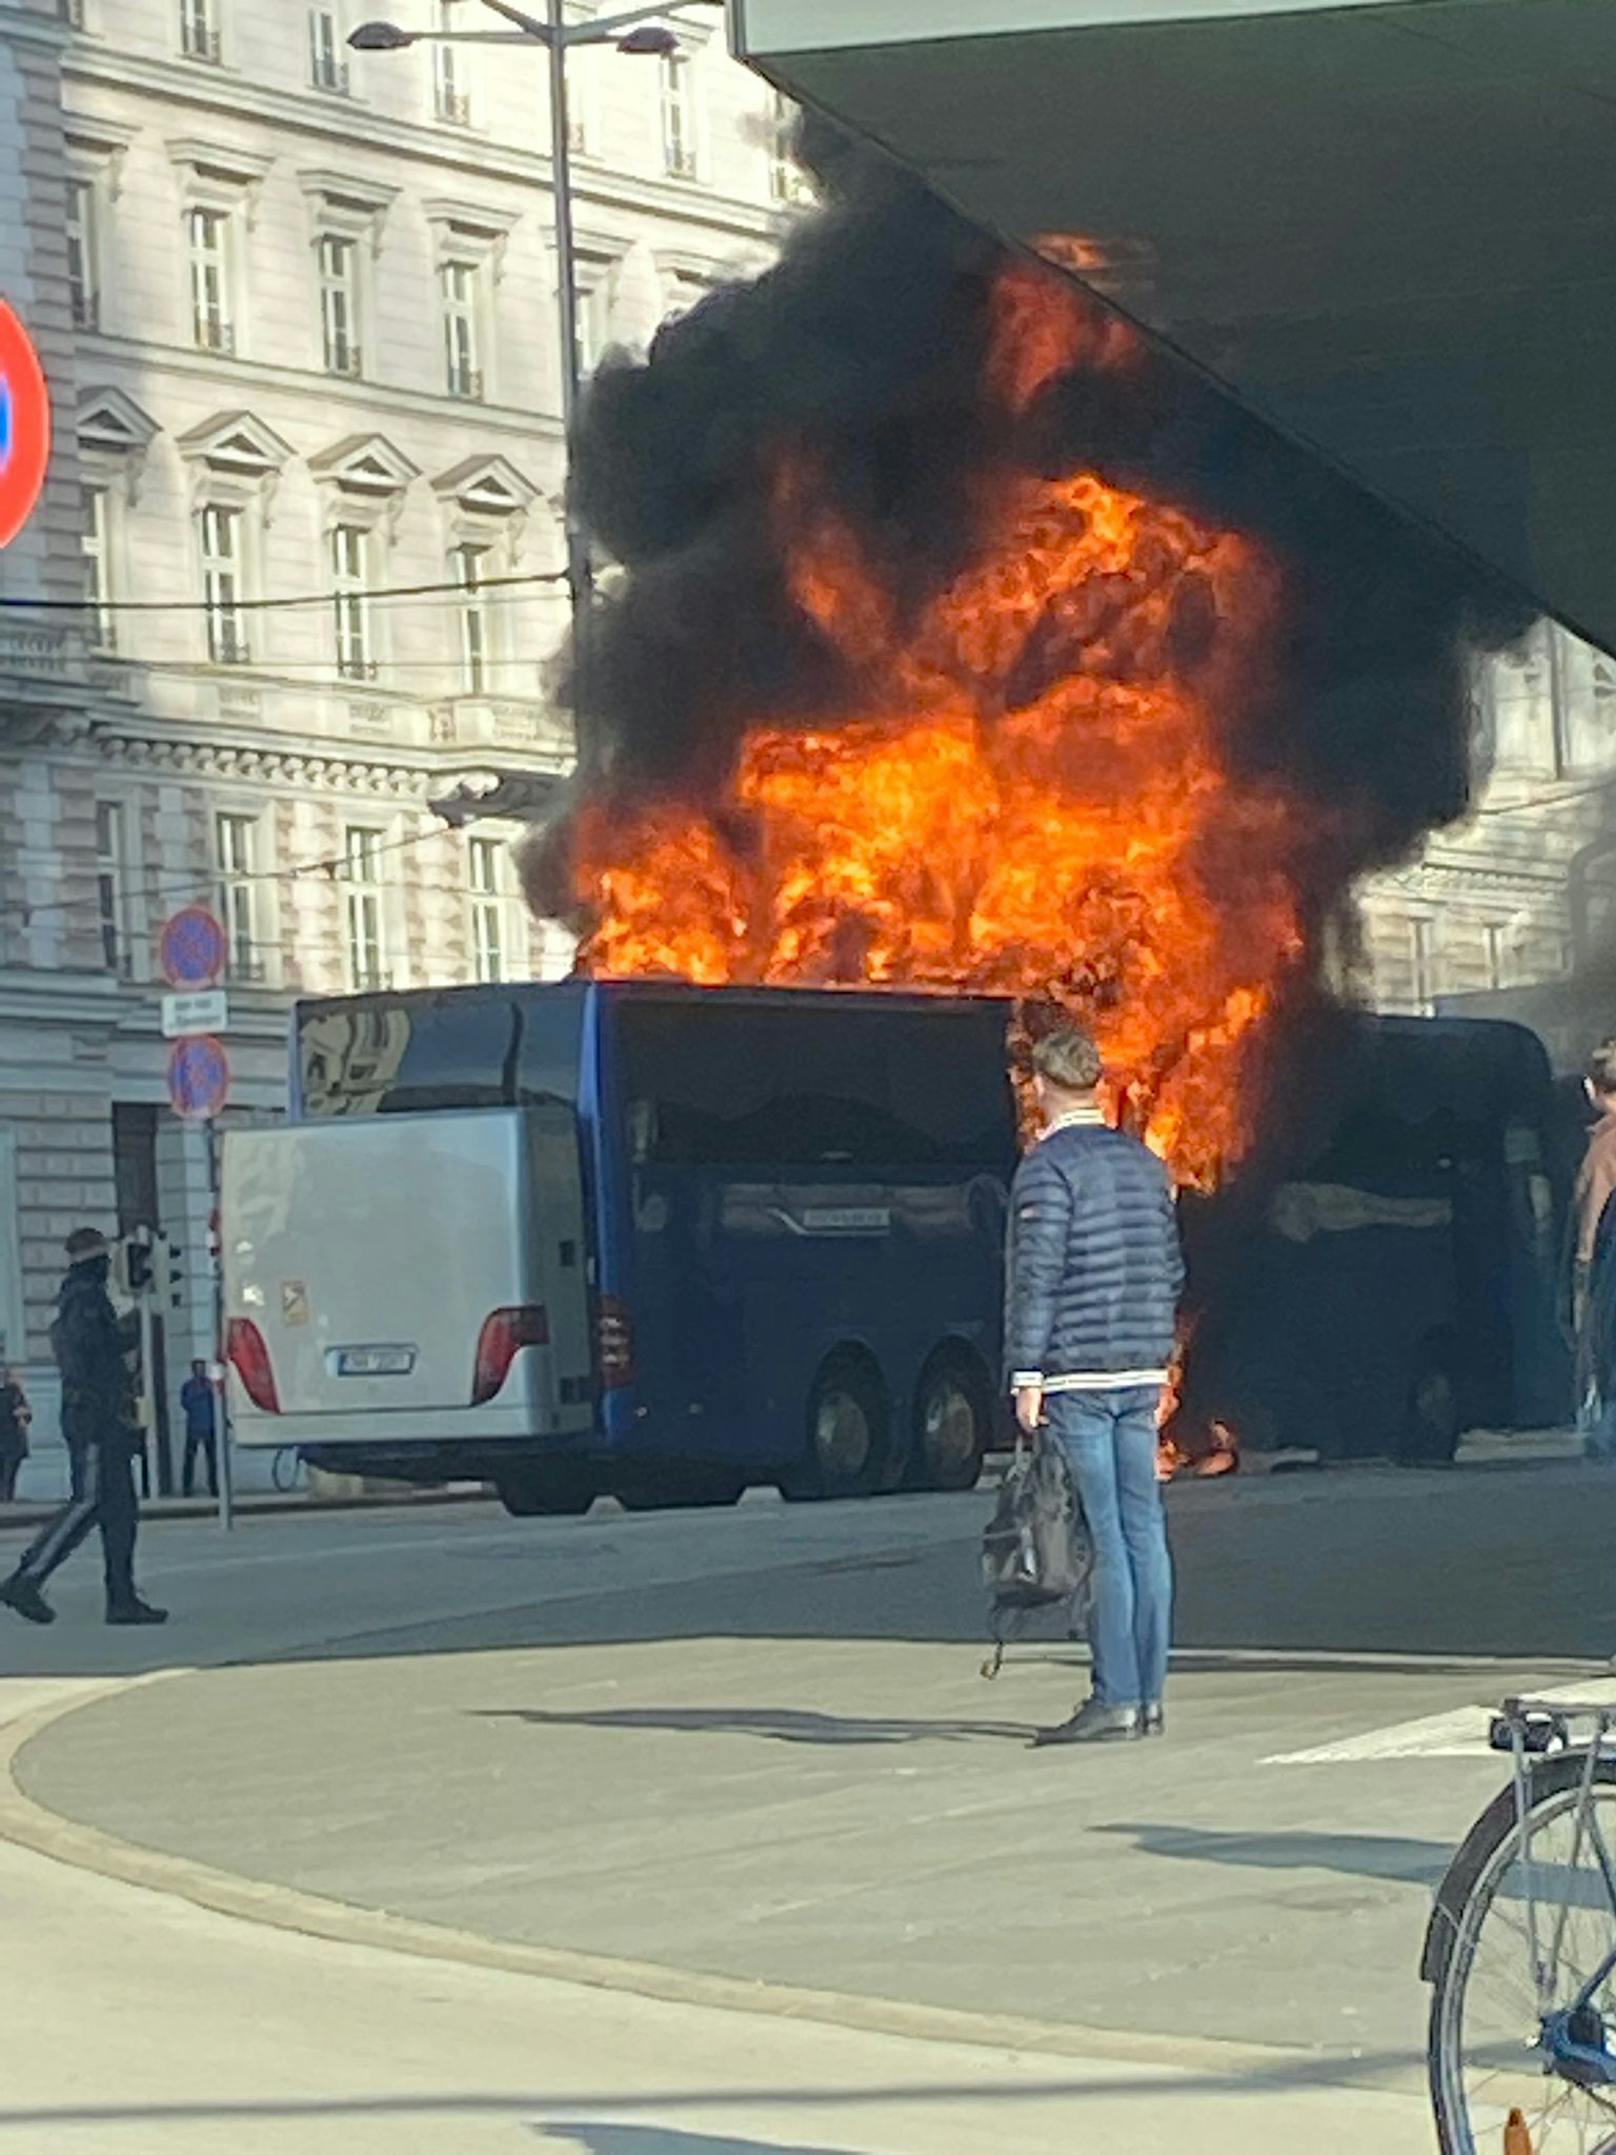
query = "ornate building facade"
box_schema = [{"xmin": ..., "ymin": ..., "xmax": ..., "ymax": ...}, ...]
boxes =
[
  {"xmin": 1361, "ymin": 623, "xmax": 1616, "ymax": 1067},
  {"xmin": 0, "ymin": 0, "xmax": 791, "ymax": 1480}
]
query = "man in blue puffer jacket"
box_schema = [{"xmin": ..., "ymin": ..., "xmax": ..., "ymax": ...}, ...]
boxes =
[{"xmin": 1005, "ymin": 1025, "xmax": 1184, "ymax": 1745}]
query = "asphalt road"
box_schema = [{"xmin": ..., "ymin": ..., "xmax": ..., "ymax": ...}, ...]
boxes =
[{"xmin": 4, "ymin": 1456, "xmax": 1615, "ymax": 2151}]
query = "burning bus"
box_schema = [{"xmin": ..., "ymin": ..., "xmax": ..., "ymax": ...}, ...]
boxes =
[
  {"xmin": 218, "ymin": 985, "xmax": 1571, "ymax": 1514},
  {"xmin": 220, "ymin": 135, "xmax": 1571, "ymax": 1506}
]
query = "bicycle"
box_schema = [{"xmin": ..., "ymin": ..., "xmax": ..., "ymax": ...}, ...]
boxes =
[{"xmin": 1426, "ymin": 1696, "xmax": 1616, "ymax": 2152}]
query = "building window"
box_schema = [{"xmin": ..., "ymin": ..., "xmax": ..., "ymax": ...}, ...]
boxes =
[
  {"xmin": 81, "ymin": 486, "xmax": 114, "ymax": 652},
  {"xmin": 468, "ymin": 836, "xmax": 515, "ymax": 984},
  {"xmin": 576, "ymin": 264, "xmax": 618, "ymax": 379},
  {"xmin": 188, "ymin": 205, "xmax": 236, "ymax": 353},
  {"xmin": 767, "ymin": 90, "xmax": 813, "ymax": 207},
  {"xmin": 95, "ymin": 801, "xmax": 129, "ymax": 975},
  {"xmin": 309, "ymin": 6, "xmax": 349, "ymax": 93},
  {"xmin": 433, "ymin": 3, "xmax": 470, "ymax": 123},
  {"xmin": 451, "ymin": 544, "xmax": 492, "ymax": 692},
  {"xmin": 330, "ymin": 524, "xmax": 376, "ymax": 680},
  {"xmin": 66, "ymin": 178, "xmax": 98, "ymax": 329},
  {"xmin": 342, "ymin": 825, "xmax": 390, "ymax": 990},
  {"xmin": 660, "ymin": 52, "xmax": 697, "ymax": 179},
  {"xmin": 318, "ymin": 233, "xmax": 361, "ymax": 377},
  {"xmin": 468, "ymin": 837, "xmax": 504, "ymax": 983},
  {"xmin": 441, "ymin": 260, "xmax": 483, "ymax": 398},
  {"xmin": 179, "ymin": 0, "xmax": 220, "ymax": 63},
  {"xmin": 1408, "ymin": 916, "xmax": 1438, "ymax": 1014},
  {"xmin": 58, "ymin": 0, "xmax": 86, "ymax": 26},
  {"xmin": 216, "ymin": 811, "xmax": 262, "ymax": 981},
  {"xmin": 199, "ymin": 503, "xmax": 248, "ymax": 663}
]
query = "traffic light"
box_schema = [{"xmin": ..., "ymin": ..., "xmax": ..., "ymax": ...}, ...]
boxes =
[
  {"xmin": 167, "ymin": 1239, "xmax": 185, "ymax": 1311},
  {"xmin": 126, "ymin": 1236, "xmax": 154, "ymax": 1297}
]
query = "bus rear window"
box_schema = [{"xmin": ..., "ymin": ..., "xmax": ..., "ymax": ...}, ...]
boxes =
[
  {"xmin": 614, "ymin": 997, "xmax": 1015, "ymax": 1169},
  {"xmin": 296, "ymin": 987, "xmax": 583, "ymax": 1117}
]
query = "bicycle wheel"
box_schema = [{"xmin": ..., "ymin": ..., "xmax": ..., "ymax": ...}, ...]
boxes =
[{"xmin": 1430, "ymin": 1751, "xmax": 1616, "ymax": 2154}]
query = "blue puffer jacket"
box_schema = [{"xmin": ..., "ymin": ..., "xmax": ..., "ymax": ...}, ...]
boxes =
[{"xmin": 1004, "ymin": 1111, "xmax": 1184, "ymax": 1391}]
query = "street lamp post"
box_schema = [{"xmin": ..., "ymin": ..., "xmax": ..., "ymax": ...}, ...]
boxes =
[{"xmin": 350, "ymin": 0, "xmax": 721, "ymax": 781}]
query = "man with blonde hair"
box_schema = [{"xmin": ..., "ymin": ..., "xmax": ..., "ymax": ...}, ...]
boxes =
[{"xmin": 1006, "ymin": 1025, "xmax": 1183, "ymax": 1744}]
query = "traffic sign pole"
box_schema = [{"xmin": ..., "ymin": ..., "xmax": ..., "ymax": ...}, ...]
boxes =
[
  {"xmin": 209, "ymin": 1118, "xmax": 233, "ymax": 1535},
  {"xmin": 157, "ymin": 907, "xmax": 232, "ymax": 1527}
]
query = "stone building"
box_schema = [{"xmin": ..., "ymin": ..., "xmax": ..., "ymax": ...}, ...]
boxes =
[
  {"xmin": 1361, "ymin": 624, "xmax": 1616, "ymax": 1066},
  {"xmin": 0, "ymin": 0, "xmax": 792, "ymax": 1483}
]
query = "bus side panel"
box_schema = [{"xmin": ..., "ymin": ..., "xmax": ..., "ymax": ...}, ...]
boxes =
[{"xmin": 598, "ymin": 1164, "xmax": 1008, "ymax": 1475}]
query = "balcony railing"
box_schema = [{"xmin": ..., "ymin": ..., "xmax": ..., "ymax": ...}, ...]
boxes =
[
  {"xmin": 435, "ymin": 84, "xmax": 472, "ymax": 126},
  {"xmin": 337, "ymin": 654, "xmax": 380, "ymax": 682},
  {"xmin": 446, "ymin": 366, "xmax": 484, "ymax": 402},
  {"xmin": 326, "ymin": 344, "xmax": 363, "ymax": 380},
  {"xmin": 208, "ymin": 624, "xmax": 251, "ymax": 666},
  {"xmin": 59, "ymin": 0, "xmax": 85, "ymax": 29},
  {"xmin": 70, "ymin": 287, "xmax": 99, "ymax": 331},
  {"xmin": 311, "ymin": 52, "xmax": 349, "ymax": 94},
  {"xmin": 223, "ymin": 949, "xmax": 270, "ymax": 986},
  {"xmin": 195, "ymin": 318, "xmax": 237, "ymax": 356}
]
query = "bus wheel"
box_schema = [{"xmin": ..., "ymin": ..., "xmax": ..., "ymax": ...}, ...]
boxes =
[
  {"xmin": 786, "ymin": 1352, "xmax": 890, "ymax": 1501},
  {"xmin": 495, "ymin": 1464, "xmax": 597, "ymax": 1517},
  {"xmin": 910, "ymin": 1351, "xmax": 991, "ymax": 1492},
  {"xmin": 1398, "ymin": 1336, "xmax": 1462, "ymax": 1466}
]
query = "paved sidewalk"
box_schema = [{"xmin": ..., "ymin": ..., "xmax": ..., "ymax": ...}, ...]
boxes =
[{"xmin": 15, "ymin": 1456, "xmax": 1616, "ymax": 2079}]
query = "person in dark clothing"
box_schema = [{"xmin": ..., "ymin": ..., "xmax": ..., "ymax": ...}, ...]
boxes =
[
  {"xmin": 0, "ymin": 1228, "xmax": 167, "ymax": 1627},
  {"xmin": 0, "ymin": 1368, "xmax": 30, "ymax": 1502},
  {"xmin": 1005, "ymin": 1026, "xmax": 1184, "ymax": 1747},
  {"xmin": 179, "ymin": 1359, "xmax": 218, "ymax": 1499}
]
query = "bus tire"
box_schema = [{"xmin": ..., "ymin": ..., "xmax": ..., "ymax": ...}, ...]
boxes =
[
  {"xmin": 784, "ymin": 1351, "xmax": 891, "ymax": 1501},
  {"xmin": 1397, "ymin": 1333, "xmax": 1463, "ymax": 1466},
  {"xmin": 494, "ymin": 1463, "xmax": 597, "ymax": 1517},
  {"xmin": 909, "ymin": 1348, "xmax": 992, "ymax": 1492}
]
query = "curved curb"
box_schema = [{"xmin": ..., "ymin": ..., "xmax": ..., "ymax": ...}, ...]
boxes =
[{"xmin": 0, "ymin": 1675, "xmax": 1356, "ymax": 2088}]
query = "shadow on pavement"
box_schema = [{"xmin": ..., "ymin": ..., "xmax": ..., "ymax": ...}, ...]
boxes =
[
  {"xmin": 477, "ymin": 1706, "xmax": 1032, "ymax": 1746},
  {"xmin": 1098, "ymin": 1821, "xmax": 1449, "ymax": 1887}
]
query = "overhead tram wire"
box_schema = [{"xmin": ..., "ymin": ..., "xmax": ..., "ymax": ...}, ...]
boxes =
[{"xmin": 0, "ymin": 568, "xmax": 569, "ymax": 617}]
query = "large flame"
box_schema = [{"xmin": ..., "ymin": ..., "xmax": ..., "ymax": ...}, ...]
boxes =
[{"xmin": 569, "ymin": 265, "xmax": 1314, "ymax": 1189}]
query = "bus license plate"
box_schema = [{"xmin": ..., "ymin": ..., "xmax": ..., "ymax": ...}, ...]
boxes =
[{"xmin": 336, "ymin": 1347, "xmax": 414, "ymax": 1377}]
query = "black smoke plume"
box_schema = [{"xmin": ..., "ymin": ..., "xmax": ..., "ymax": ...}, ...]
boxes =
[{"xmin": 521, "ymin": 117, "xmax": 1530, "ymax": 949}]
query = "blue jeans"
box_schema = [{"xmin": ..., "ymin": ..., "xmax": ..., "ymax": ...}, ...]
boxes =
[{"xmin": 1046, "ymin": 1387, "xmax": 1173, "ymax": 1708}]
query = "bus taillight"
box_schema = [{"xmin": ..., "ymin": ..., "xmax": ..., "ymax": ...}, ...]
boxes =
[
  {"xmin": 595, "ymin": 1295, "xmax": 635, "ymax": 1389},
  {"xmin": 226, "ymin": 1318, "xmax": 281, "ymax": 1414},
  {"xmin": 472, "ymin": 1305, "xmax": 550, "ymax": 1406}
]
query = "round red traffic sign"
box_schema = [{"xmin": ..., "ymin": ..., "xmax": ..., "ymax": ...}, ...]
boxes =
[
  {"xmin": 168, "ymin": 1035, "xmax": 230, "ymax": 1121},
  {"xmin": 159, "ymin": 906, "xmax": 227, "ymax": 988},
  {"xmin": 0, "ymin": 302, "xmax": 50, "ymax": 551}
]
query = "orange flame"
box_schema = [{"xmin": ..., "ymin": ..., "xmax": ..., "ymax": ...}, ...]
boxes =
[{"xmin": 570, "ymin": 266, "xmax": 1313, "ymax": 1190}]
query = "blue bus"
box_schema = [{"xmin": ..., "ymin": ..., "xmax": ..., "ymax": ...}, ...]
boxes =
[
  {"xmin": 284, "ymin": 980, "xmax": 1017, "ymax": 1511},
  {"xmin": 267, "ymin": 982, "xmax": 1572, "ymax": 1512}
]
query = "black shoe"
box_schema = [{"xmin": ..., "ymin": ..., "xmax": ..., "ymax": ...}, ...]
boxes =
[
  {"xmin": 1032, "ymin": 1700, "xmax": 1140, "ymax": 1747},
  {"xmin": 1141, "ymin": 1702, "xmax": 1166, "ymax": 1738},
  {"xmin": 0, "ymin": 1576, "xmax": 55, "ymax": 1625},
  {"xmin": 106, "ymin": 1598, "xmax": 168, "ymax": 1626}
]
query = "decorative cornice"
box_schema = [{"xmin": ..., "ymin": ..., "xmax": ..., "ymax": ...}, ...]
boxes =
[
  {"xmin": 64, "ymin": 48, "xmax": 788, "ymax": 246},
  {"xmin": 91, "ymin": 732, "xmax": 439, "ymax": 799}
]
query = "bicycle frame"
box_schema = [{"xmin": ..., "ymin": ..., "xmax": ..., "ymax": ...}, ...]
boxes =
[{"xmin": 1499, "ymin": 1696, "xmax": 1616, "ymax": 2090}]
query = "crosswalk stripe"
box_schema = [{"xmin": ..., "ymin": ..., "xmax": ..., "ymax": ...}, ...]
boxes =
[{"xmin": 1265, "ymin": 1679, "xmax": 1616, "ymax": 1765}]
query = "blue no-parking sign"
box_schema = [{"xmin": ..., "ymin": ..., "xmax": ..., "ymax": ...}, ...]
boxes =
[
  {"xmin": 168, "ymin": 1034, "xmax": 230, "ymax": 1121},
  {"xmin": 159, "ymin": 906, "xmax": 228, "ymax": 989}
]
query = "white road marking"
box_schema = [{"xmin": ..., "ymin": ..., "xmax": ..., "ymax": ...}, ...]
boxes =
[{"xmin": 1266, "ymin": 1679, "xmax": 1616, "ymax": 1764}]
